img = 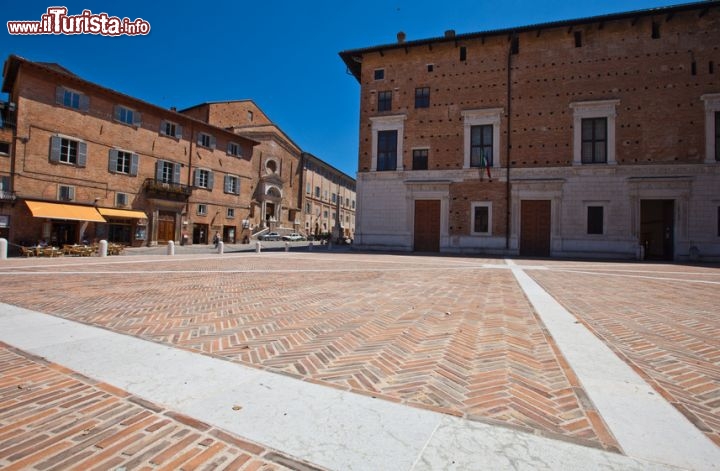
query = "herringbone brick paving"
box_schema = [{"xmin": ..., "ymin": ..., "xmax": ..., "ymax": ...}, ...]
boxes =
[
  {"xmin": 526, "ymin": 261, "xmax": 720, "ymax": 448},
  {"xmin": 5, "ymin": 254, "xmax": 719, "ymax": 456},
  {"xmin": 0, "ymin": 342, "xmax": 315, "ymax": 471},
  {"xmin": 0, "ymin": 253, "xmax": 615, "ymax": 451}
]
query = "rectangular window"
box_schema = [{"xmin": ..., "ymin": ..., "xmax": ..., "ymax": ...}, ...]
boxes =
[
  {"xmin": 159, "ymin": 161, "xmax": 176, "ymax": 183},
  {"xmin": 50, "ymin": 136, "xmax": 87, "ymax": 167},
  {"xmin": 374, "ymin": 69, "xmax": 384, "ymax": 80},
  {"xmin": 306, "ymin": 183, "xmax": 310, "ymax": 194},
  {"xmin": 323, "ymin": 210, "xmax": 328, "ymax": 218},
  {"xmin": 115, "ymin": 105, "xmax": 140, "ymax": 126},
  {"xmin": 224, "ymin": 175, "xmax": 240, "ymax": 195},
  {"xmin": 58, "ymin": 185, "xmax": 75, "ymax": 201},
  {"xmin": 56, "ymin": 87, "xmax": 89, "ymax": 112},
  {"xmin": 305, "ymin": 202, "xmax": 311, "ymax": 213},
  {"xmin": 116, "ymin": 150, "xmax": 131, "ymax": 174},
  {"xmin": 195, "ymin": 169, "xmax": 213, "ymax": 189},
  {"xmin": 415, "ymin": 87, "xmax": 430, "ymax": 108},
  {"xmin": 470, "ymin": 125, "xmax": 493, "ymax": 167},
  {"xmin": 581, "ymin": 117, "xmax": 607, "ymax": 163},
  {"xmin": 116, "ymin": 193, "xmax": 129, "ymax": 207},
  {"xmin": 227, "ymin": 208, "xmax": 235, "ymax": 218},
  {"xmin": 332, "ymin": 193, "xmax": 337, "ymax": 203},
  {"xmin": 198, "ymin": 133, "xmax": 216, "ymax": 149},
  {"xmin": 160, "ymin": 120, "xmax": 182, "ymax": 138},
  {"xmin": 197, "ymin": 204, "xmax": 207, "ymax": 216},
  {"xmin": 574, "ymin": 31, "xmax": 582, "ymax": 47},
  {"xmin": 227, "ymin": 142, "xmax": 241, "ymax": 157},
  {"xmin": 378, "ymin": 91, "xmax": 392, "ymax": 112},
  {"xmin": 377, "ymin": 130, "xmax": 398, "ymax": 171},
  {"xmin": 0, "ymin": 142, "xmax": 9, "ymax": 155},
  {"xmin": 459, "ymin": 46, "xmax": 467, "ymax": 61},
  {"xmin": 471, "ymin": 203, "xmax": 491, "ymax": 235},
  {"xmin": 587, "ymin": 206, "xmax": 604, "ymax": 235},
  {"xmin": 715, "ymin": 111, "xmax": 719, "ymax": 162},
  {"xmin": 315, "ymin": 186, "xmax": 320, "ymax": 197},
  {"xmin": 412, "ymin": 149, "xmax": 428, "ymax": 170}
]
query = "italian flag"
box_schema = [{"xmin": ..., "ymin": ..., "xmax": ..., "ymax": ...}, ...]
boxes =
[{"xmin": 482, "ymin": 150, "xmax": 492, "ymax": 180}]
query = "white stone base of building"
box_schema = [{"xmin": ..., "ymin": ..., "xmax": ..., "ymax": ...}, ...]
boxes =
[{"xmin": 354, "ymin": 164, "xmax": 720, "ymax": 262}]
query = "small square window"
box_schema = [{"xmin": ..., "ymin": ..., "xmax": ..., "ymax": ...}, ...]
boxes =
[
  {"xmin": 587, "ymin": 206, "xmax": 604, "ymax": 235},
  {"xmin": 374, "ymin": 69, "xmax": 385, "ymax": 80},
  {"xmin": 116, "ymin": 193, "xmax": 129, "ymax": 207},
  {"xmin": 58, "ymin": 185, "xmax": 75, "ymax": 201},
  {"xmin": 227, "ymin": 208, "xmax": 235, "ymax": 218},
  {"xmin": 197, "ymin": 204, "xmax": 207, "ymax": 216},
  {"xmin": 115, "ymin": 106, "xmax": 139, "ymax": 126},
  {"xmin": 0, "ymin": 142, "xmax": 9, "ymax": 155},
  {"xmin": 199, "ymin": 133, "xmax": 212, "ymax": 148},
  {"xmin": 412, "ymin": 149, "xmax": 428, "ymax": 170},
  {"xmin": 427, "ymin": 64, "xmax": 434, "ymax": 72}
]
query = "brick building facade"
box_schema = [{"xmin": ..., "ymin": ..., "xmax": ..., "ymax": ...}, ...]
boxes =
[
  {"xmin": 340, "ymin": 1, "xmax": 720, "ymax": 260},
  {"xmin": 0, "ymin": 57, "xmax": 355, "ymax": 250},
  {"xmin": 300, "ymin": 152, "xmax": 356, "ymax": 239}
]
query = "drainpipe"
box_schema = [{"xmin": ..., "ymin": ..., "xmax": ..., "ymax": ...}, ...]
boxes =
[{"xmin": 505, "ymin": 35, "xmax": 514, "ymax": 251}]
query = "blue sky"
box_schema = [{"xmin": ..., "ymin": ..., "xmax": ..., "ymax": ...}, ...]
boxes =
[{"xmin": 2, "ymin": 0, "xmax": 685, "ymax": 177}]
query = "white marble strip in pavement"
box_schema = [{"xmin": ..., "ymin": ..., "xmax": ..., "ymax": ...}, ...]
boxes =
[
  {"xmin": 0, "ymin": 303, "xmax": 690, "ymax": 471},
  {"xmin": 507, "ymin": 259, "xmax": 720, "ymax": 471}
]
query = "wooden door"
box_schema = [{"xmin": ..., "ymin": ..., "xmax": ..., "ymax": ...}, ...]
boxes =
[
  {"xmin": 414, "ymin": 200, "xmax": 440, "ymax": 252},
  {"xmin": 157, "ymin": 211, "xmax": 175, "ymax": 244},
  {"xmin": 520, "ymin": 200, "xmax": 551, "ymax": 257}
]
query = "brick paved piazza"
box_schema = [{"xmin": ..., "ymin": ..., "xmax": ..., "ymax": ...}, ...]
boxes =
[{"xmin": 1, "ymin": 252, "xmax": 719, "ymax": 455}]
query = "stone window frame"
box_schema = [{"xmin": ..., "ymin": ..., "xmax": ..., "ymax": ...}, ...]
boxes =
[
  {"xmin": 584, "ymin": 202, "xmax": 608, "ymax": 236},
  {"xmin": 570, "ymin": 100, "xmax": 619, "ymax": 165},
  {"xmin": 462, "ymin": 108, "xmax": 503, "ymax": 170},
  {"xmin": 470, "ymin": 201, "xmax": 492, "ymax": 236},
  {"xmin": 701, "ymin": 93, "xmax": 720, "ymax": 163},
  {"xmin": 370, "ymin": 115, "xmax": 405, "ymax": 172}
]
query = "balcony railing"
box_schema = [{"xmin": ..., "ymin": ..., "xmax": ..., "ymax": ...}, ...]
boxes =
[
  {"xmin": 143, "ymin": 178, "xmax": 192, "ymax": 201},
  {"xmin": 0, "ymin": 190, "xmax": 17, "ymax": 203}
]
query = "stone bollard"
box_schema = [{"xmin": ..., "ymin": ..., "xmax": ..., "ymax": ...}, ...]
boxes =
[
  {"xmin": 285, "ymin": 242, "xmax": 290, "ymax": 252},
  {"xmin": 99, "ymin": 239, "xmax": 108, "ymax": 257},
  {"xmin": 167, "ymin": 240, "xmax": 175, "ymax": 256},
  {"xmin": 218, "ymin": 241, "xmax": 224, "ymax": 255},
  {"xmin": 0, "ymin": 238, "xmax": 7, "ymax": 260},
  {"xmin": 256, "ymin": 241, "xmax": 261, "ymax": 253}
]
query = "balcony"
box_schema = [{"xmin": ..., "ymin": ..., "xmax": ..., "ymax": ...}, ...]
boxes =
[
  {"xmin": 0, "ymin": 190, "xmax": 17, "ymax": 204},
  {"xmin": 143, "ymin": 178, "xmax": 192, "ymax": 202}
]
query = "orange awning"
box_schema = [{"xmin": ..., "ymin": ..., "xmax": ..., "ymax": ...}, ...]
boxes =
[
  {"xmin": 25, "ymin": 201, "xmax": 106, "ymax": 223},
  {"xmin": 97, "ymin": 207, "xmax": 147, "ymax": 219}
]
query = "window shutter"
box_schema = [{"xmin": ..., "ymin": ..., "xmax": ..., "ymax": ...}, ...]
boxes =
[
  {"xmin": 133, "ymin": 110, "xmax": 142, "ymax": 127},
  {"xmin": 193, "ymin": 169, "xmax": 200, "ymax": 187},
  {"xmin": 50, "ymin": 136, "xmax": 61, "ymax": 163},
  {"xmin": 175, "ymin": 124, "xmax": 183, "ymax": 139},
  {"xmin": 114, "ymin": 105, "xmax": 121, "ymax": 121},
  {"xmin": 224, "ymin": 175, "xmax": 231, "ymax": 193},
  {"xmin": 108, "ymin": 149, "xmax": 118, "ymax": 172},
  {"xmin": 77, "ymin": 142, "xmax": 87, "ymax": 167},
  {"xmin": 155, "ymin": 160, "xmax": 163, "ymax": 180},
  {"xmin": 227, "ymin": 143, "xmax": 233, "ymax": 155},
  {"xmin": 197, "ymin": 133, "xmax": 203, "ymax": 146},
  {"xmin": 207, "ymin": 171, "xmax": 214, "ymax": 189},
  {"xmin": 173, "ymin": 162, "xmax": 181, "ymax": 183},
  {"xmin": 55, "ymin": 86, "xmax": 64, "ymax": 105},
  {"xmin": 79, "ymin": 94, "xmax": 90, "ymax": 112},
  {"xmin": 69, "ymin": 186, "xmax": 75, "ymax": 200},
  {"xmin": 209, "ymin": 135, "xmax": 217, "ymax": 149},
  {"xmin": 234, "ymin": 177, "xmax": 240, "ymax": 194},
  {"xmin": 130, "ymin": 153, "xmax": 139, "ymax": 176},
  {"xmin": 159, "ymin": 120, "xmax": 168, "ymax": 136}
]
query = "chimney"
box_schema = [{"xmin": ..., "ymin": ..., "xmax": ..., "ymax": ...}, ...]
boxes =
[
  {"xmin": 444, "ymin": 29, "xmax": 456, "ymax": 38},
  {"xmin": 170, "ymin": 106, "xmax": 177, "ymax": 112},
  {"xmin": 397, "ymin": 31, "xmax": 406, "ymax": 43}
]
